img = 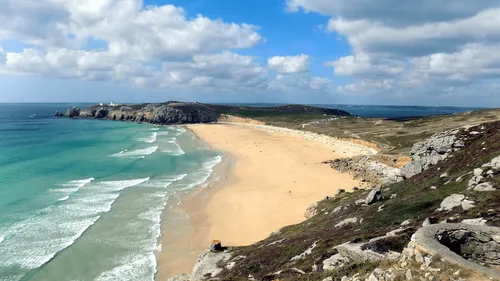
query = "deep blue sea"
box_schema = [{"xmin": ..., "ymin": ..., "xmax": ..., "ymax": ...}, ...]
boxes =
[{"xmin": 0, "ymin": 104, "xmax": 221, "ymax": 281}]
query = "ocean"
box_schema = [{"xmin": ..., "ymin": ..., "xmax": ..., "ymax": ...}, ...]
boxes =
[{"xmin": 0, "ymin": 104, "xmax": 221, "ymax": 281}]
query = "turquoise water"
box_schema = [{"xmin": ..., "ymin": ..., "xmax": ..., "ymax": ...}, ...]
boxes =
[{"xmin": 0, "ymin": 104, "xmax": 222, "ymax": 281}]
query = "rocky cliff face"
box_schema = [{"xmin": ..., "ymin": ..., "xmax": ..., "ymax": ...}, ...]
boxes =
[
  {"xmin": 61, "ymin": 103, "xmax": 218, "ymax": 125},
  {"xmin": 65, "ymin": 107, "xmax": 81, "ymax": 118},
  {"xmin": 58, "ymin": 102, "xmax": 353, "ymax": 126}
]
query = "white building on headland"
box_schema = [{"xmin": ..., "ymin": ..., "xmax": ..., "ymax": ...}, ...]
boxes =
[{"xmin": 108, "ymin": 102, "xmax": 120, "ymax": 107}]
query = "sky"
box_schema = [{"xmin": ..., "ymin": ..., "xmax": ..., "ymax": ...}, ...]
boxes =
[{"xmin": 0, "ymin": 0, "xmax": 499, "ymax": 106}]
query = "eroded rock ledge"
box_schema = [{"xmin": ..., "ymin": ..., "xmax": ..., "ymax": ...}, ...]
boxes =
[{"xmin": 407, "ymin": 223, "xmax": 500, "ymax": 279}]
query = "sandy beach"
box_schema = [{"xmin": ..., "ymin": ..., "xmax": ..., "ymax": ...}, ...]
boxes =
[{"xmin": 158, "ymin": 123, "xmax": 373, "ymax": 279}]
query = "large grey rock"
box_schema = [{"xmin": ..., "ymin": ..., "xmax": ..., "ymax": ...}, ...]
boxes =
[
  {"xmin": 474, "ymin": 182, "xmax": 496, "ymax": 191},
  {"xmin": 191, "ymin": 250, "xmax": 232, "ymax": 281},
  {"xmin": 323, "ymin": 254, "xmax": 350, "ymax": 271},
  {"xmin": 65, "ymin": 107, "xmax": 81, "ymax": 118},
  {"xmin": 365, "ymin": 187, "xmax": 382, "ymax": 205},
  {"xmin": 55, "ymin": 110, "xmax": 63, "ymax": 117},
  {"xmin": 402, "ymin": 129, "xmax": 464, "ymax": 178},
  {"xmin": 333, "ymin": 241, "xmax": 400, "ymax": 263},
  {"xmin": 438, "ymin": 194, "xmax": 475, "ymax": 212}
]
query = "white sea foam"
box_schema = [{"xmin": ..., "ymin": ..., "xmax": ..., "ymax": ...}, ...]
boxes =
[
  {"xmin": 50, "ymin": 177, "xmax": 95, "ymax": 197},
  {"xmin": 0, "ymin": 235, "xmax": 4, "ymax": 244},
  {"xmin": 138, "ymin": 132, "xmax": 157, "ymax": 143},
  {"xmin": 58, "ymin": 196, "xmax": 69, "ymax": 201},
  {"xmin": 170, "ymin": 127, "xmax": 186, "ymax": 136},
  {"xmin": 95, "ymin": 178, "xmax": 150, "ymax": 192},
  {"xmin": 162, "ymin": 142, "xmax": 185, "ymax": 156},
  {"xmin": 0, "ymin": 177, "xmax": 150, "ymax": 274},
  {"xmin": 146, "ymin": 174, "xmax": 187, "ymax": 188},
  {"xmin": 173, "ymin": 155, "xmax": 222, "ymax": 192},
  {"xmin": 95, "ymin": 254, "xmax": 156, "ymax": 281},
  {"xmin": 113, "ymin": 146, "xmax": 158, "ymax": 158},
  {"xmin": 150, "ymin": 128, "xmax": 159, "ymax": 131}
]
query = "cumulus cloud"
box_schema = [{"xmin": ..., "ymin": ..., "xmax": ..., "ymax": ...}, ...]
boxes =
[
  {"xmin": 267, "ymin": 54, "xmax": 333, "ymax": 93},
  {"xmin": 286, "ymin": 0, "xmax": 498, "ymax": 26},
  {"xmin": 290, "ymin": 0, "xmax": 500, "ymax": 103},
  {"xmin": 0, "ymin": 0, "xmax": 331, "ymax": 95},
  {"xmin": 268, "ymin": 54, "xmax": 310, "ymax": 73},
  {"xmin": 326, "ymin": 53, "xmax": 406, "ymax": 78}
]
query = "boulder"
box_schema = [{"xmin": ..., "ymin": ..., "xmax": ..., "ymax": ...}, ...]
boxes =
[
  {"xmin": 54, "ymin": 110, "xmax": 63, "ymax": 117},
  {"xmin": 474, "ymin": 182, "xmax": 496, "ymax": 191},
  {"xmin": 438, "ymin": 194, "xmax": 465, "ymax": 211},
  {"xmin": 365, "ymin": 187, "xmax": 382, "ymax": 205},
  {"xmin": 323, "ymin": 254, "xmax": 350, "ymax": 271}
]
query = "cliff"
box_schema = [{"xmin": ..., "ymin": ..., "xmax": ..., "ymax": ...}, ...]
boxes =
[
  {"xmin": 171, "ymin": 120, "xmax": 500, "ymax": 281},
  {"xmin": 58, "ymin": 102, "xmax": 351, "ymax": 125}
]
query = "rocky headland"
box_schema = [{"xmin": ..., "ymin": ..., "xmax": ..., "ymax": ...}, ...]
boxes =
[{"xmin": 57, "ymin": 102, "xmax": 351, "ymax": 125}]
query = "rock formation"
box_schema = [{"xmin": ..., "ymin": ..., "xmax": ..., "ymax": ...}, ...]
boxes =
[
  {"xmin": 328, "ymin": 156, "xmax": 405, "ymax": 186},
  {"xmin": 58, "ymin": 102, "xmax": 352, "ymax": 126},
  {"xmin": 65, "ymin": 107, "xmax": 81, "ymax": 118},
  {"xmin": 401, "ymin": 129, "xmax": 466, "ymax": 178}
]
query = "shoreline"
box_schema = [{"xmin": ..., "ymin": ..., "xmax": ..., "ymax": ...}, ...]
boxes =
[
  {"xmin": 157, "ymin": 122, "xmax": 374, "ymax": 279},
  {"xmin": 156, "ymin": 128, "xmax": 236, "ymax": 280}
]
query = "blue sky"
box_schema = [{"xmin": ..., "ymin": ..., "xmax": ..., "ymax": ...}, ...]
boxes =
[{"xmin": 0, "ymin": 0, "xmax": 499, "ymax": 106}]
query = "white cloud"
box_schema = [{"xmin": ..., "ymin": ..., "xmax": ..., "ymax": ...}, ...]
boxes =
[
  {"xmin": 268, "ymin": 54, "xmax": 310, "ymax": 73},
  {"xmin": 286, "ymin": 0, "xmax": 497, "ymax": 26},
  {"xmin": 327, "ymin": 8, "xmax": 500, "ymax": 58},
  {"xmin": 0, "ymin": 0, "xmax": 263, "ymax": 61},
  {"xmin": 266, "ymin": 54, "xmax": 333, "ymax": 93},
  {"xmin": 327, "ymin": 53, "xmax": 406, "ymax": 77},
  {"xmin": 0, "ymin": 0, "xmax": 332, "ymax": 95},
  {"xmin": 289, "ymin": 0, "xmax": 500, "ymax": 103}
]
